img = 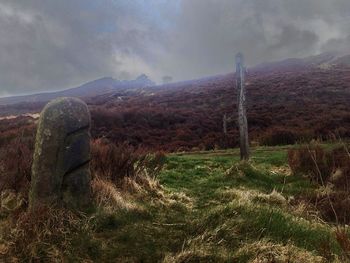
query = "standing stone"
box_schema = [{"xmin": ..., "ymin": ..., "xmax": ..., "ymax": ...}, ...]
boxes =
[{"xmin": 29, "ymin": 97, "xmax": 91, "ymax": 209}]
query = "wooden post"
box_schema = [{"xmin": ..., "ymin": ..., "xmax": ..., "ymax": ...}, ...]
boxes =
[
  {"xmin": 235, "ymin": 53, "xmax": 250, "ymax": 160},
  {"xmin": 223, "ymin": 113, "xmax": 228, "ymax": 148},
  {"xmin": 223, "ymin": 113, "xmax": 228, "ymax": 136}
]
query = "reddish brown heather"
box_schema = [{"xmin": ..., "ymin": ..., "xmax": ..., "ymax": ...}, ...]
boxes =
[{"xmin": 0, "ymin": 68, "xmax": 349, "ymax": 152}]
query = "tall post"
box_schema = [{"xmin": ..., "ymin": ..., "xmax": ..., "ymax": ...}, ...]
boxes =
[
  {"xmin": 223, "ymin": 113, "xmax": 228, "ymax": 136},
  {"xmin": 223, "ymin": 113, "xmax": 228, "ymax": 148},
  {"xmin": 235, "ymin": 53, "xmax": 249, "ymax": 160}
]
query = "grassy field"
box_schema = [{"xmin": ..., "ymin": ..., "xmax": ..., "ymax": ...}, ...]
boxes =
[
  {"xmin": 157, "ymin": 147, "xmax": 341, "ymax": 262},
  {"xmin": 88, "ymin": 145, "xmax": 342, "ymax": 262},
  {"xmin": 1, "ymin": 145, "xmax": 346, "ymax": 262}
]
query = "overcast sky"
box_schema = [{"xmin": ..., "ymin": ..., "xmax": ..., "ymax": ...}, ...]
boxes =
[{"xmin": 0, "ymin": 0, "xmax": 349, "ymax": 96}]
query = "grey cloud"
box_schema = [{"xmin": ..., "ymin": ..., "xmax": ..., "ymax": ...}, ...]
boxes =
[
  {"xmin": 267, "ymin": 25, "xmax": 319, "ymax": 56},
  {"xmin": 157, "ymin": 0, "xmax": 350, "ymax": 81},
  {"xmin": 0, "ymin": 0, "xmax": 350, "ymax": 96},
  {"xmin": 321, "ymin": 34, "xmax": 350, "ymax": 54},
  {"xmin": 0, "ymin": 0, "xmax": 163, "ymax": 96}
]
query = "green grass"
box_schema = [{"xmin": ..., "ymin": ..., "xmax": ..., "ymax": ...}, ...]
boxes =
[
  {"xmin": 1, "ymin": 145, "xmax": 344, "ymax": 262},
  {"xmin": 92, "ymin": 145, "xmax": 341, "ymax": 262},
  {"xmin": 160, "ymin": 148, "xmax": 338, "ymax": 256}
]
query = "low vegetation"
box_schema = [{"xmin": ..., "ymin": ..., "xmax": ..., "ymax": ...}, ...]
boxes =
[
  {"xmin": 288, "ymin": 142, "xmax": 350, "ymax": 225},
  {"xmin": 1, "ymin": 140, "xmax": 350, "ymax": 262},
  {"xmin": 1, "ymin": 67, "xmax": 349, "ymax": 152}
]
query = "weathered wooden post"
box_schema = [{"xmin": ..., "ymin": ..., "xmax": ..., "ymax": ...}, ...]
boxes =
[
  {"xmin": 222, "ymin": 113, "xmax": 228, "ymax": 148},
  {"xmin": 235, "ymin": 53, "xmax": 250, "ymax": 160},
  {"xmin": 223, "ymin": 113, "xmax": 228, "ymax": 136}
]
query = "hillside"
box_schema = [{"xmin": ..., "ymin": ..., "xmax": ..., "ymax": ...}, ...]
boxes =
[
  {"xmin": 0, "ymin": 53, "xmax": 349, "ymax": 151},
  {"xmin": 88, "ymin": 68, "xmax": 350, "ymax": 151}
]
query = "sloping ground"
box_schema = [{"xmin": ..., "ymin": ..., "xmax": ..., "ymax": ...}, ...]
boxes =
[
  {"xmin": 1, "ymin": 145, "xmax": 346, "ymax": 262},
  {"xmin": 89, "ymin": 68, "xmax": 350, "ymax": 151},
  {"xmin": 159, "ymin": 147, "xmax": 342, "ymax": 262},
  {"xmin": 1, "ymin": 66, "xmax": 349, "ymax": 152}
]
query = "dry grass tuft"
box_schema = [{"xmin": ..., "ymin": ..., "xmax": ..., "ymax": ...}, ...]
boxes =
[
  {"xmin": 121, "ymin": 175, "xmax": 193, "ymax": 210},
  {"xmin": 233, "ymin": 239, "xmax": 327, "ymax": 263},
  {"xmin": 90, "ymin": 138, "xmax": 178, "ymax": 209},
  {"xmin": 162, "ymin": 235, "xmax": 229, "ymax": 263},
  {"xmin": 90, "ymin": 138, "xmax": 170, "ymax": 205},
  {"xmin": 270, "ymin": 165, "xmax": 292, "ymax": 176},
  {"xmin": 163, "ymin": 249, "xmax": 221, "ymax": 263},
  {"xmin": 221, "ymin": 187, "xmax": 287, "ymax": 207},
  {"xmin": 91, "ymin": 139, "xmax": 166, "ymax": 183},
  {"xmin": 0, "ymin": 189, "xmax": 25, "ymax": 213},
  {"xmin": 335, "ymin": 227, "xmax": 350, "ymax": 260},
  {"xmin": 1, "ymin": 205, "xmax": 93, "ymax": 262},
  {"xmin": 290, "ymin": 200, "xmax": 324, "ymax": 223},
  {"xmin": 91, "ymin": 178, "xmax": 141, "ymax": 212},
  {"xmin": 254, "ymin": 189, "xmax": 288, "ymax": 206},
  {"xmin": 167, "ymin": 191, "xmax": 194, "ymax": 209},
  {"xmin": 224, "ymin": 161, "xmax": 248, "ymax": 178}
]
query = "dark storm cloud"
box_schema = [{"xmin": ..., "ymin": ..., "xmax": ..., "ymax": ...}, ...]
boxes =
[
  {"xmin": 0, "ymin": 0, "xmax": 349, "ymax": 95},
  {"xmin": 0, "ymin": 0, "xmax": 164, "ymax": 96}
]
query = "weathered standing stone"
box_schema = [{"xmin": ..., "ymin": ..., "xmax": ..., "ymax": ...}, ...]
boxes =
[{"xmin": 29, "ymin": 97, "xmax": 91, "ymax": 209}]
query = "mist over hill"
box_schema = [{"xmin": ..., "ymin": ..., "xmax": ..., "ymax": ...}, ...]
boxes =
[
  {"xmin": 1, "ymin": 52, "xmax": 350, "ymax": 107},
  {"xmin": 252, "ymin": 52, "xmax": 350, "ymax": 73},
  {"xmin": 0, "ymin": 74, "xmax": 155, "ymax": 106}
]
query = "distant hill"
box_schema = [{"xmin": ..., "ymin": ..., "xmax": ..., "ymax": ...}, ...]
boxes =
[
  {"xmin": 0, "ymin": 74, "xmax": 155, "ymax": 105},
  {"xmin": 252, "ymin": 51, "xmax": 350, "ymax": 72}
]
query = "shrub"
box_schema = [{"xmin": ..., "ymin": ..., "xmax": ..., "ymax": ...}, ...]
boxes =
[
  {"xmin": 288, "ymin": 145, "xmax": 333, "ymax": 183},
  {"xmin": 0, "ymin": 136, "xmax": 34, "ymax": 196},
  {"xmin": 90, "ymin": 139, "xmax": 165, "ymax": 183},
  {"xmin": 91, "ymin": 139, "xmax": 141, "ymax": 182},
  {"xmin": 291, "ymin": 144, "xmax": 350, "ymax": 226},
  {"xmin": 329, "ymin": 146, "xmax": 350, "ymax": 190},
  {"xmin": 143, "ymin": 151, "xmax": 166, "ymax": 179},
  {"xmin": 261, "ymin": 129, "xmax": 298, "ymax": 146},
  {"xmin": 288, "ymin": 144, "xmax": 350, "ymax": 185},
  {"xmin": 314, "ymin": 191, "xmax": 350, "ymax": 224}
]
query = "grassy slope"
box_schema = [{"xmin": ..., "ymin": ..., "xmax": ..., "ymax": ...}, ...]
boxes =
[
  {"xmin": 89, "ymin": 146, "xmax": 341, "ymax": 262},
  {"xmin": 0, "ymin": 145, "xmax": 344, "ymax": 262}
]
